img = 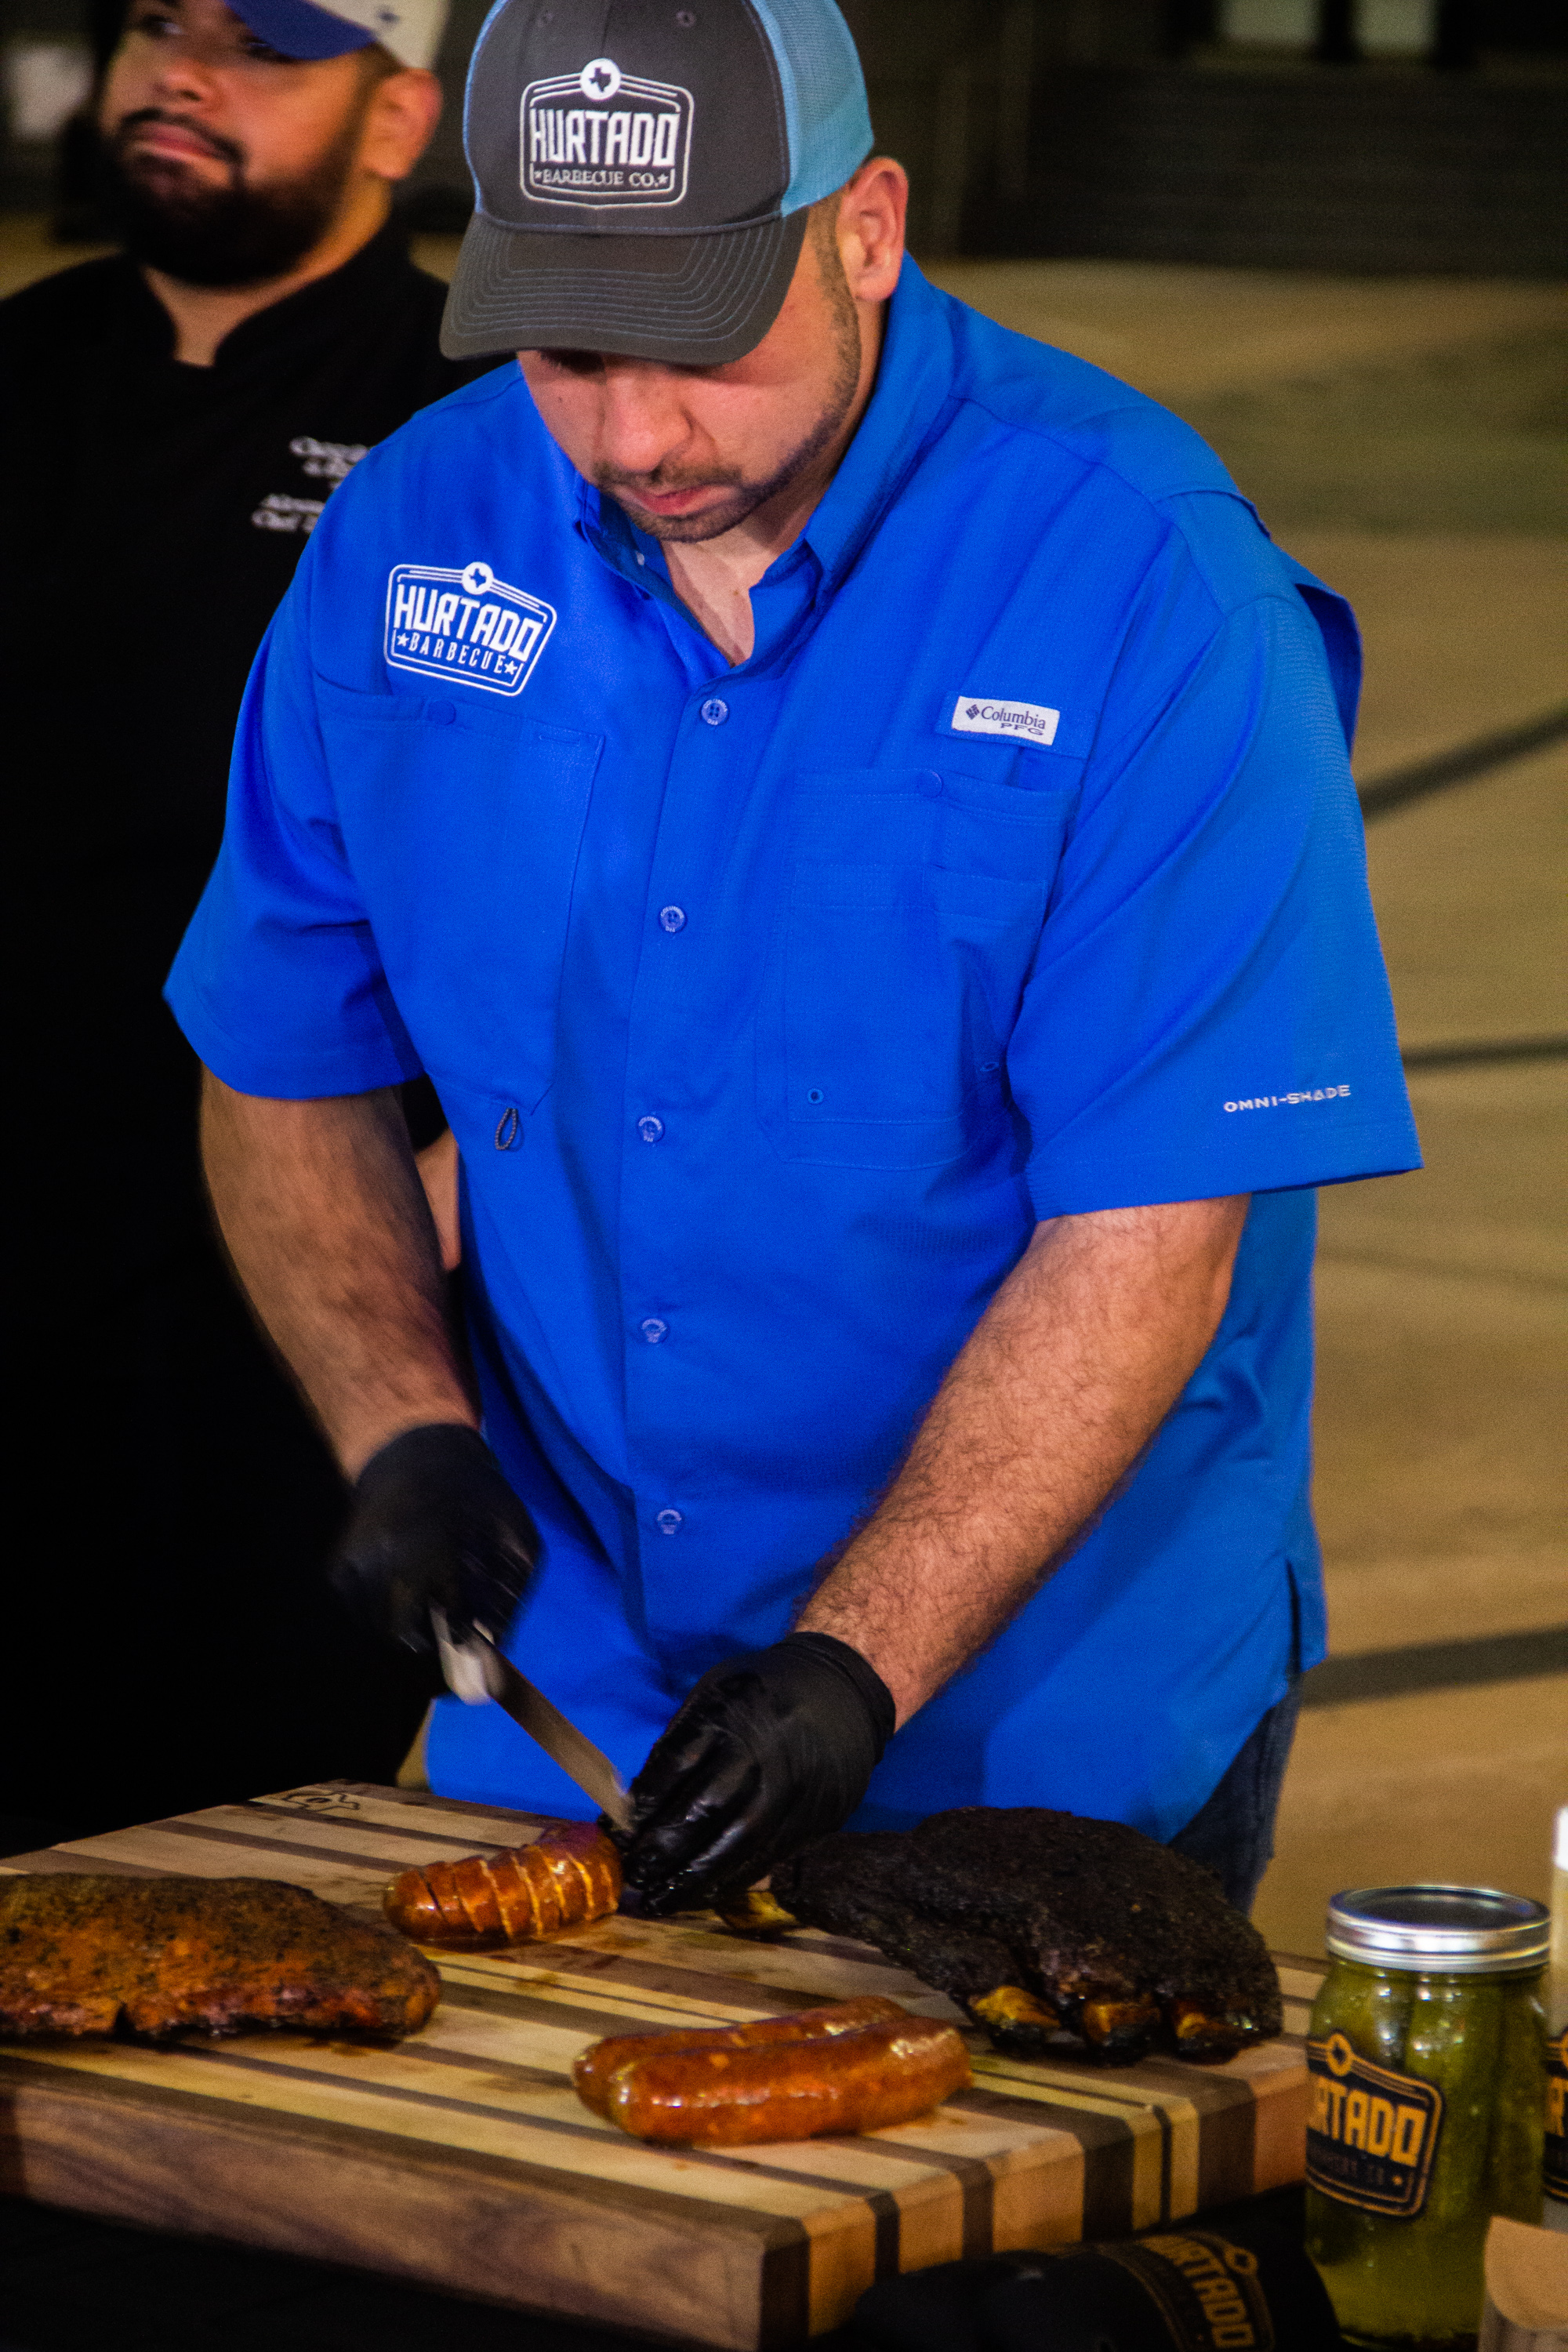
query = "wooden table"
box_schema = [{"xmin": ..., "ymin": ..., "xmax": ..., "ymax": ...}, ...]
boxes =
[{"xmin": 0, "ymin": 1784, "xmax": 1326, "ymax": 2350}]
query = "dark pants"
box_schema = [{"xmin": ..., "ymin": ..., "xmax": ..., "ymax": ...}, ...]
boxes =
[{"xmin": 1167, "ymin": 1682, "xmax": 1303, "ymax": 1915}]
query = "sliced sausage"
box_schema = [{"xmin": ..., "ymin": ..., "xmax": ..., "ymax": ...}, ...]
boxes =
[{"xmin": 384, "ymin": 1822, "xmax": 620, "ymax": 1947}]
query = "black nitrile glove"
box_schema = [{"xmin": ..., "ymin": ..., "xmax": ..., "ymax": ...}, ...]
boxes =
[
  {"xmin": 327, "ymin": 1424, "xmax": 539, "ymax": 1693},
  {"xmin": 618, "ymin": 1632, "xmax": 895, "ymax": 1917}
]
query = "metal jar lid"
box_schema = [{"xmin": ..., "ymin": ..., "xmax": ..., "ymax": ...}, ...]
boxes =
[{"xmin": 1327, "ymin": 1884, "xmax": 1550, "ymax": 1976}]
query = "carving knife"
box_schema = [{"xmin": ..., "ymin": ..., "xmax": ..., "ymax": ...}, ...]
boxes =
[{"xmin": 433, "ymin": 1613, "xmax": 632, "ymax": 1835}]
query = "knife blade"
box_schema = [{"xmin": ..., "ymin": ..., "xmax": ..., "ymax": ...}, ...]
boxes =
[{"xmin": 432, "ymin": 1613, "xmax": 632, "ymax": 1835}]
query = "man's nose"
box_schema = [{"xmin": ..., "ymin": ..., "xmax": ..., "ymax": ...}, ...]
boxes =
[
  {"xmin": 595, "ymin": 361, "xmax": 695, "ymax": 474},
  {"xmin": 148, "ymin": 39, "xmax": 221, "ymax": 104}
]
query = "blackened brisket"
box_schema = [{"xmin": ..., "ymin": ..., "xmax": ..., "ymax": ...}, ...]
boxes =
[{"xmin": 772, "ymin": 1809, "xmax": 1281, "ymax": 2064}]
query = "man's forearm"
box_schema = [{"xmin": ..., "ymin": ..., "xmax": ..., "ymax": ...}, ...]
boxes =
[
  {"xmin": 201, "ymin": 1071, "xmax": 476, "ymax": 1476},
  {"xmin": 798, "ymin": 1197, "xmax": 1250, "ymax": 1724}
]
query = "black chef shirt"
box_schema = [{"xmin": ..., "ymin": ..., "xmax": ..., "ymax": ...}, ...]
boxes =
[
  {"xmin": 1, "ymin": 223, "xmax": 490, "ymax": 1835},
  {"xmin": 5, "ymin": 220, "xmax": 488, "ymax": 1288}
]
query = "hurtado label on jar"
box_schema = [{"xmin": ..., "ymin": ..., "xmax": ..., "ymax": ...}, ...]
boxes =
[
  {"xmin": 1547, "ymin": 2027, "xmax": 1568, "ymax": 2203},
  {"xmin": 1306, "ymin": 2030, "xmax": 1445, "ymax": 2217}
]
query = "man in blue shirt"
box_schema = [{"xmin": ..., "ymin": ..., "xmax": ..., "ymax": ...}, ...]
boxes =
[{"xmin": 169, "ymin": 0, "xmax": 1419, "ymax": 1918}]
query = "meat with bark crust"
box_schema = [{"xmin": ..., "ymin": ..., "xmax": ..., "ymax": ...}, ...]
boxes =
[
  {"xmin": 0, "ymin": 1875, "xmax": 441, "ymax": 2040},
  {"xmin": 771, "ymin": 1809, "xmax": 1281, "ymax": 2064},
  {"xmin": 779, "ymin": 1834, "xmax": 1022, "ymax": 2010}
]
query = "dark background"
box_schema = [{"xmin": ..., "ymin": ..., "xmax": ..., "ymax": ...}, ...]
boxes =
[{"xmin": 5, "ymin": 0, "xmax": 1566, "ymax": 270}]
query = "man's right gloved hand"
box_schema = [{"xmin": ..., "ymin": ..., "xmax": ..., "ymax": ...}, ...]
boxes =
[{"xmin": 327, "ymin": 1423, "xmax": 539, "ymax": 1693}]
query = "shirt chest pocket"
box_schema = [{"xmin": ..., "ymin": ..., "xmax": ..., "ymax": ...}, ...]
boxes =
[
  {"xmin": 316, "ymin": 678, "xmax": 602, "ymax": 1109},
  {"xmin": 759, "ymin": 768, "xmax": 1078, "ymax": 1170}
]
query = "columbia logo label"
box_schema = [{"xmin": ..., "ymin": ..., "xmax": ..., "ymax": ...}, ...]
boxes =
[
  {"xmin": 383, "ymin": 560, "xmax": 556, "ymax": 698},
  {"xmin": 521, "ymin": 56, "xmax": 693, "ymax": 209},
  {"xmin": 950, "ymin": 693, "xmax": 1060, "ymax": 746}
]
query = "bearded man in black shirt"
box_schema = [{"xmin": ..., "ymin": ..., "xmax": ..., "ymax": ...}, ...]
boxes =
[{"xmin": 1, "ymin": 0, "xmax": 484, "ymax": 1841}]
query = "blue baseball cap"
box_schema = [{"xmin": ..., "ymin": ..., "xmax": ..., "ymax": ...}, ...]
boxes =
[
  {"xmin": 441, "ymin": 0, "xmax": 874, "ymax": 365},
  {"xmin": 228, "ymin": 0, "xmax": 448, "ymax": 70}
]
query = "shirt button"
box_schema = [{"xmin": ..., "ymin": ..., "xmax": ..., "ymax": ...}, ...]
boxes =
[
  {"xmin": 640, "ymin": 1317, "xmax": 668, "ymax": 1344},
  {"xmin": 637, "ymin": 1114, "xmax": 665, "ymax": 1143},
  {"xmin": 659, "ymin": 906, "xmax": 687, "ymax": 933},
  {"xmin": 655, "ymin": 1508, "xmax": 684, "ymax": 1535},
  {"xmin": 699, "ymin": 696, "xmax": 729, "ymax": 726}
]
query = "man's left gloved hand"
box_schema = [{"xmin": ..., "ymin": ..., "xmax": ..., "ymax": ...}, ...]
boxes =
[{"xmin": 617, "ymin": 1632, "xmax": 896, "ymax": 1917}]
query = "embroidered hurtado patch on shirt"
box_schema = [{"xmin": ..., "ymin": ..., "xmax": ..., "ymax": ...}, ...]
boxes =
[{"xmin": 383, "ymin": 560, "xmax": 556, "ymax": 696}]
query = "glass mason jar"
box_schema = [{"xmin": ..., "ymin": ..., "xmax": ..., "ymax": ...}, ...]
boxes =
[{"xmin": 1304, "ymin": 1885, "xmax": 1548, "ymax": 2350}]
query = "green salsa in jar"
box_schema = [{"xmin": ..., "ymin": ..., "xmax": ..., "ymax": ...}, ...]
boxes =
[{"xmin": 1305, "ymin": 1885, "xmax": 1548, "ymax": 2350}]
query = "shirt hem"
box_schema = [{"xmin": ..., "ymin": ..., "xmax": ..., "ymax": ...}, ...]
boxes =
[
  {"xmin": 165, "ymin": 976, "xmax": 420, "ymax": 1100},
  {"xmin": 1025, "ymin": 1114, "xmax": 1421, "ymax": 1218}
]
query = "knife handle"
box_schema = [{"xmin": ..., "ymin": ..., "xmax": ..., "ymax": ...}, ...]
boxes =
[{"xmin": 432, "ymin": 1609, "xmax": 500, "ymax": 1707}]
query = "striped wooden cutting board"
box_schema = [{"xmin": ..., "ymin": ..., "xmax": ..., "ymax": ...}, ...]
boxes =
[{"xmin": 0, "ymin": 1782, "xmax": 1323, "ymax": 2349}]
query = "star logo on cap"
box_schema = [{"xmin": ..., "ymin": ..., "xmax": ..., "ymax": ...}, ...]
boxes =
[
  {"xmin": 462, "ymin": 561, "xmax": 494, "ymax": 594},
  {"xmin": 579, "ymin": 56, "xmax": 622, "ymax": 101}
]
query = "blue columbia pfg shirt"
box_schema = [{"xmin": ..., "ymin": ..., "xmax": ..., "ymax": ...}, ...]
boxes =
[{"xmin": 169, "ymin": 258, "xmax": 1419, "ymax": 1839}]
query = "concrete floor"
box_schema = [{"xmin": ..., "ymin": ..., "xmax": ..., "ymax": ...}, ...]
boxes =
[{"xmin": 4, "ymin": 217, "xmax": 1563, "ymax": 1954}]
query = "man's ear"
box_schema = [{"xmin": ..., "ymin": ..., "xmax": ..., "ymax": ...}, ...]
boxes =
[
  {"xmin": 359, "ymin": 67, "xmax": 443, "ymax": 184},
  {"xmin": 837, "ymin": 158, "xmax": 907, "ymax": 307}
]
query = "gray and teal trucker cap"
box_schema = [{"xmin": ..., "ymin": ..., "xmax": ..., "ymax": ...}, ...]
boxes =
[{"xmin": 441, "ymin": 0, "xmax": 873, "ymax": 364}]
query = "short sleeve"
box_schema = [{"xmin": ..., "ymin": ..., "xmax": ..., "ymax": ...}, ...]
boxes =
[
  {"xmin": 164, "ymin": 557, "xmax": 422, "ymax": 1099},
  {"xmin": 1013, "ymin": 586, "xmax": 1420, "ymax": 1214}
]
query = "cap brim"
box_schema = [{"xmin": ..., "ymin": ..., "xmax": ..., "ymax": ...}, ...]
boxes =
[
  {"xmin": 439, "ymin": 205, "xmax": 809, "ymax": 366},
  {"xmin": 228, "ymin": 0, "xmax": 376, "ymax": 60}
]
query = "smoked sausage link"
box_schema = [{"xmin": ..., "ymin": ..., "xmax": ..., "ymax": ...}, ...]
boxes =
[
  {"xmin": 580, "ymin": 2002, "xmax": 972, "ymax": 2145},
  {"xmin": 573, "ymin": 1995, "xmax": 907, "ymax": 2117},
  {"xmin": 384, "ymin": 1822, "xmax": 620, "ymax": 1946}
]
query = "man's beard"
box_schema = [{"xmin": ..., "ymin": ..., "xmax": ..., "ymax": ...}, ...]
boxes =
[
  {"xmin": 597, "ymin": 230, "xmax": 865, "ymax": 546},
  {"xmin": 100, "ymin": 108, "xmax": 362, "ymax": 290}
]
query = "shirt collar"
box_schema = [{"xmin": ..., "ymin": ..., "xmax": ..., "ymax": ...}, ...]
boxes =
[
  {"xmin": 791, "ymin": 257, "xmax": 958, "ymax": 591},
  {"xmin": 575, "ymin": 256, "xmax": 958, "ymax": 616},
  {"xmin": 108, "ymin": 218, "xmax": 417, "ymax": 372},
  {"xmin": 207, "ymin": 218, "xmax": 413, "ymax": 370}
]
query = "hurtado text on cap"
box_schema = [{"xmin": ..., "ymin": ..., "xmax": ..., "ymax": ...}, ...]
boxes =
[{"xmin": 521, "ymin": 66, "xmax": 693, "ymax": 207}]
